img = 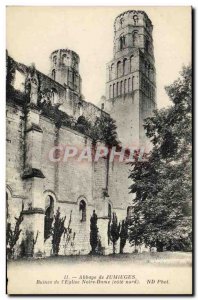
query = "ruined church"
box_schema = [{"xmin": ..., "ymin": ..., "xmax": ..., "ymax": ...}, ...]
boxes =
[{"xmin": 6, "ymin": 10, "xmax": 156, "ymax": 257}]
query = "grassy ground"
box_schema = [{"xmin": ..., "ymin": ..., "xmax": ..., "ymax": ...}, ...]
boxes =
[{"xmin": 8, "ymin": 251, "xmax": 192, "ymax": 266}]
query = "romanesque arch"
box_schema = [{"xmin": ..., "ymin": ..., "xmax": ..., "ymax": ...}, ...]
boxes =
[{"xmin": 43, "ymin": 191, "xmax": 57, "ymax": 241}]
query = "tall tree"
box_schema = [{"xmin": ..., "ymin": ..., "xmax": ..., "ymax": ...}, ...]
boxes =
[
  {"xmin": 119, "ymin": 219, "xmax": 128, "ymax": 254},
  {"xmin": 90, "ymin": 210, "xmax": 99, "ymax": 254},
  {"xmin": 51, "ymin": 208, "xmax": 66, "ymax": 256},
  {"xmin": 128, "ymin": 66, "xmax": 192, "ymax": 251},
  {"xmin": 108, "ymin": 213, "xmax": 120, "ymax": 254}
]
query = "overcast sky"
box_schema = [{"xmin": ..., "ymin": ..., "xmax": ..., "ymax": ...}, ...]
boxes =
[{"xmin": 6, "ymin": 6, "xmax": 191, "ymax": 108}]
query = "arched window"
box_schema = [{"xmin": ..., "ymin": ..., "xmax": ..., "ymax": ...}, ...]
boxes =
[
  {"xmin": 132, "ymin": 76, "xmax": 135, "ymax": 91},
  {"xmin": 44, "ymin": 195, "xmax": 54, "ymax": 241},
  {"xmin": 53, "ymin": 56, "xmax": 57, "ymax": 65},
  {"xmin": 62, "ymin": 54, "xmax": 68, "ymax": 65},
  {"xmin": 130, "ymin": 55, "xmax": 134, "ymax": 72},
  {"xmin": 120, "ymin": 81, "xmax": 123, "ymax": 95},
  {"xmin": 128, "ymin": 77, "xmax": 131, "ymax": 92},
  {"xmin": 119, "ymin": 35, "xmax": 126, "ymax": 50},
  {"xmin": 124, "ymin": 79, "xmax": 127, "ymax": 94},
  {"xmin": 108, "ymin": 203, "xmax": 112, "ymax": 218},
  {"xmin": 52, "ymin": 69, "xmax": 56, "ymax": 81},
  {"xmin": 79, "ymin": 200, "xmax": 86, "ymax": 222},
  {"xmin": 117, "ymin": 61, "xmax": 122, "ymax": 77},
  {"xmin": 123, "ymin": 58, "xmax": 128, "ymax": 75},
  {"xmin": 113, "ymin": 83, "xmax": 116, "ymax": 98},
  {"xmin": 110, "ymin": 63, "xmax": 115, "ymax": 80},
  {"xmin": 133, "ymin": 31, "xmax": 139, "ymax": 47},
  {"xmin": 109, "ymin": 85, "xmax": 112, "ymax": 98},
  {"xmin": 117, "ymin": 82, "xmax": 119, "ymax": 96},
  {"xmin": 133, "ymin": 15, "xmax": 139, "ymax": 25},
  {"xmin": 51, "ymin": 88, "xmax": 58, "ymax": 105}
]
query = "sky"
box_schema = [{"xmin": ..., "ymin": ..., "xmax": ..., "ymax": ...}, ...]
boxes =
[{"xmin": 6, "ymin": 6, "xmax": 191, "ymax": 108}]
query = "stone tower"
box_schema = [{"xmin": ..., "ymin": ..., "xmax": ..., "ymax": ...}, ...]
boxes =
[
  {"xmin": 105, "ymin": 10, "xmax": 156, "ymax": 149},
  {"xmin": 50, "ymin": 48, "xmax": 81, "ymax": 96}
]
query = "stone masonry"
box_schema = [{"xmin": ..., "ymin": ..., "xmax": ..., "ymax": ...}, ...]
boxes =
[{"xmin": 6, "ymin": 10, "xmax": 155, "ymax": 257}]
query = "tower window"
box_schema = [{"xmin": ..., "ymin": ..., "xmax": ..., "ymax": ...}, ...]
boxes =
[
  {"xmin": 123, "ymin": 58, "xmax": 128, "ymax": 75},
  {"xmin": 130, "ymin": 55, "xmax": 134, "ymax": 72},
  {"xmin": 109, "ymin": 85, "xmax": 112, "ymax": 98},
  {"xmin": 117, "ymin": 61, "xmax": 122, "ymax": 77},
  {"xmin": 119, "ymin": 35, "xmax": 126, "ymax": 50},
  {"xmin": 117, "ymin": 82, "xmax": 119, "ymax": 96},
  {"xmin": 113, "ymin": 83, "xmax": 116, "ymax": 98},
  {"xmin": 124, "ymin": 79, "xmax": 127, "ymax": 94},
  {"xmin": 62, "ymin": 54, "xmax": 68, "ymax": 65},
  {"xmin": 128, "ymin": 77, "xmax": 131, "ymax": 92},
  {"xmin": 133, "ymin": 31, "xmax": 139, "ymax": 47},
  {"xmin": 52, "ymin": 69, "xmax": 56, "ymax": 81},
  {"xmin": 120, "ymin": 17, "xmax": 124, "ymax": 27},
  {"xmin": 53, "ymin": 56, "xmax": 57, "ymax": 65},
  {"xmin": 132, "ymin": 76, "xmax": 135, "ymax": 91},
  {"xmin": 120, "ymin": 81, "xmax": 123, "ymax": 95},
  {"xmin": 110, "ymin": 63, "xmax": 115, "ymax": 80},
  {"xmin": 133, "ymin": 15, "xmax": 139, "ymax": 25},
  {"xmin": 79, "ymin": 200, "xmax": 86, "ymax": 222}
]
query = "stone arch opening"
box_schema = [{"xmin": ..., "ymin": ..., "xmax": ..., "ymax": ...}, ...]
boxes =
[
  {"xmin": 119, "ymin": 35, "xmax": 126, "ymax": 50},
  {"xmin": 133, "ymin": 31, "xmax": 139, "ymax": 47},
  {"xmin": 123, "ymin": 58, "xmax": 128, "ymax": 75},
  {"xmin": 53, "ymin": 55, "xmax": 57, "ymax": 65},
  {"xmin": 51, "ymin": 88, "xmax": 59, "ymax": 105},
  {"xmin": 79, "ymin": 199, "xmax": 86, "ymax": 222},
  {"xmin": 117, "ymin": 61, "xmax": 122, "ymax": 77},
  {"xmin": 44, "ymin": 195, "xmax": 55, "ymax": 241},
  {"xmin": 52, "ymin": 69, "xmax": 56, "ymax": 81},
  {"xmin": 130, "ymin": 55, "xmax": 134, "ymax": 72}
]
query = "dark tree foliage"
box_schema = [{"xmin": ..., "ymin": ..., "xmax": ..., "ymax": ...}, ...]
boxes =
[
  {"xmin": 91, "ymin": 114, "xmax": 119, "ymax": 147},
  {"xmin": 63, "ymin": 210, "xmax": 75, "ymax": 254},
  {"xmin": 128, "ymin": 66, "xmax": 192, "ymax": 252},
  {"xmin": 44, "ymin": 214, "xmax": 54, "ymax": 242},
  {"xmin": 119, "ymin": 219, "xmax": 128, "ymax": 254},
  {"xmin": 7, "ymin": 202, "xmax": 24, "ymax": 259},
  {"xmin": 108, "ymin": 213, "xmax": 121, "ymax": 254},
  {"xmin": 20, "ymin": 230, "xmax": 39, "ymax": 257},
  {"xmin": 51, "ymin": 208, "xmax": 66, "ymax": 256},
  {"xmin": 76, "ymin": 115, "xmax": 91, "ymax": 135},
  {"xmin": 90, "ymin": 210, "xmax": 99, "ymax": 254}
]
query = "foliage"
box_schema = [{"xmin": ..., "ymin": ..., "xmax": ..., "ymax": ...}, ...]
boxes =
[
  {"xmin": 44, "ymin": 213, "xmax": 54, "ymax": 242},
  {"xmin": 108, "ymin": 213, "xmax": 121, "ymax": 254},
  {"xmin": 91, "ymin": 114, "xmax": 119, "ymax": 147},
  {"xmin": 51, "ymin": 208, "xmax": 66, "ymax": 256},
  {"xmin": 7, "ymin": 203, "xmax": 24, "ymax": 259},
  {"xmin": 38, "ymin": 99, "xmax": 119, "ymax": 147},
  {"xmin": 128, "ymin": 66, "xmax": 192, "ymax": 251},
  {"xmin": 21, "ymin": 230, "xmax": 39, "ymax": 257},
  {"xmin": 119, "ymin": 219, "xmax": 128, "ymax": 254},
  {"xmin": 63, "ymin": 211, "xmax": 75, "ymax": 255},
  {"xmin": 90, "ymin": 210, "xmax": 99, "ymax": 254}
]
